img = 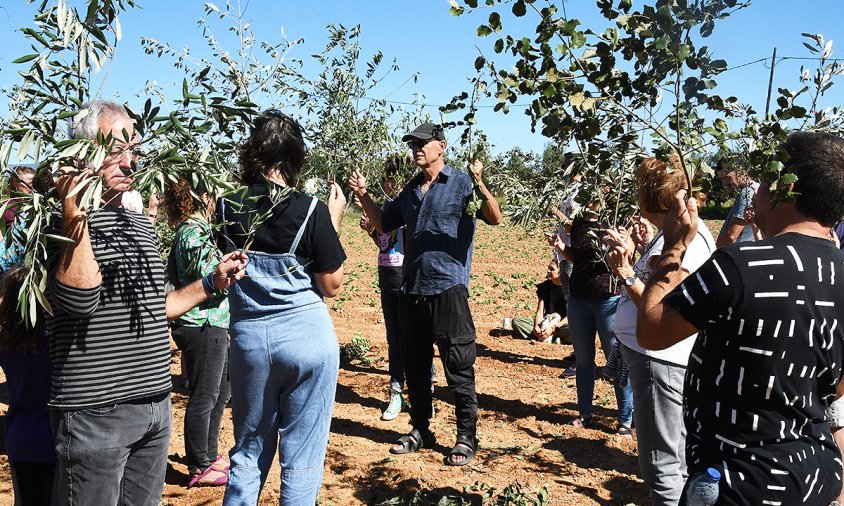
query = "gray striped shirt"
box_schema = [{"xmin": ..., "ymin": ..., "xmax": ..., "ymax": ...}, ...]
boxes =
[{"xmin": 46, "ymin": 206, "xmax": 171, "ymax": 409}]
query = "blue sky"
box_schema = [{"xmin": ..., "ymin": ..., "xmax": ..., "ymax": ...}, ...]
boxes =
[{"xmin": 1, "ymin": 0, "xmax": 842, "ymax": 156}]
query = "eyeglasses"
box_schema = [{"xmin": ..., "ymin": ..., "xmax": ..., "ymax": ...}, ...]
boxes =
[
  {"xmin": 407, "ymin": 138, "xmax": 434, "ymax": 150},
  {"xmin": 107, "ymin": 143, "xmax": 142, "ymax": 160}
]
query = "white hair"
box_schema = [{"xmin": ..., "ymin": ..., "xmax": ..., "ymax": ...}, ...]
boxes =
[{"xmin": 68, "ymin": 100, "xmax": 128, "ymax": 140}]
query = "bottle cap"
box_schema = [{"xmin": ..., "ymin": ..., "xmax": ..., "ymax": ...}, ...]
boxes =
[{"xmin": 705, "ymin": 468, "xmax": 721, "ymax": 481}]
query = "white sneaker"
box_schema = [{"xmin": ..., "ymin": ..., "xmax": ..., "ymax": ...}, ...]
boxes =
[{"xmin": 381, "ymin": 389, "xmax": 403, "ymax": 421}]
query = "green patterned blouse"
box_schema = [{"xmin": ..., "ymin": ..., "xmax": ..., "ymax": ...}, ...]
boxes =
[{"xmin": 172, "ymin": 217, "xmax": 230, "ymax": 329}]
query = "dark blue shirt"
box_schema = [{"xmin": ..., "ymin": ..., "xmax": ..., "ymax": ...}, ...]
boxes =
[
  {"xmin": 0, "ymin": 334, "xmax": 56, "ymax": 463},
  {"xmin": 382, "ymin": 164, "xmax": 485, "ymax": 296}
]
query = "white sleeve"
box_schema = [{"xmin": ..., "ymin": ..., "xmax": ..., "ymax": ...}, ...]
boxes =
[{"xmin": 681, "ymin": 219, "xmax": 717, "ymax": 273}]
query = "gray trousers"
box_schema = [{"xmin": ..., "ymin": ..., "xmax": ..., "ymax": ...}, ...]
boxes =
[
  {"xmin": 51, "ymin": 393, "xmax": 171, "ymax": 506},
  {"xmin": 621, "ymin": 344, "xmax": 688, "ymax": 506}
]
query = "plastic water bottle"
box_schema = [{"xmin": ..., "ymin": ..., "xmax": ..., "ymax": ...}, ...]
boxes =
[{"xmin": 686, "ymin": 467, "xmax": 721, "ymax": 506}]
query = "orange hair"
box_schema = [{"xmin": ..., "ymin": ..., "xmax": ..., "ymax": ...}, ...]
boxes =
[{"xmin": 635, "ymin": 155, "xmax": 693, "ymax": 214}]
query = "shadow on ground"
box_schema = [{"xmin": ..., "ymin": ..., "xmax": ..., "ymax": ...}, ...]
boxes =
[{"xmin": 476, "ymin": 342, "xmax": 564, "ymax": 369}]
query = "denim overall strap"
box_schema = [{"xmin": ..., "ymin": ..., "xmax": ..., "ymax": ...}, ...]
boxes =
[{"xmin": 289, "ymin": 197, "xmax": 318, "ymax": 255}]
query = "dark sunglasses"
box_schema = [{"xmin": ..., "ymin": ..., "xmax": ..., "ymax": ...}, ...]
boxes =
[{"xmin": 407, "ymin": 138, "xmax": 435, "ymax": 149}]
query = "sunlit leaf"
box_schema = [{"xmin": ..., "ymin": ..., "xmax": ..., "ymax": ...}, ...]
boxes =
[{"xmin": 12, "ymin": 54, "xmax": 39, "ymax": 64}]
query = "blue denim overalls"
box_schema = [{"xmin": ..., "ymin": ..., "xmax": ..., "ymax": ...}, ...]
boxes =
[{"xmin": 223, "ymin": 197, "xmax": 340, "ymax": 505}]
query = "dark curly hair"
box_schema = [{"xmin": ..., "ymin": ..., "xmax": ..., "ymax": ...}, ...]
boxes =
[
  {"xmin": 239, "ymin": 110, "xmax": 306, "ymax": 186},
  {"xmin": 383, "ymin": 154, "xmax": 408, "ymax": 178},
  {"xmin": 163, "ymin": 177, "xmax": 209, "ymax": 227},
  {"xmin": 0, "ymin": 266, "xmax": 44, "ymax": 354}
]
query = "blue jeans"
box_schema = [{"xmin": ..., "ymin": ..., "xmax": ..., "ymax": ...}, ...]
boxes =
[
  {"xmin": 567, "ymin": 295, "xmax": 633, "ymax": 424},
  {"xmin": 51, "ymin": 393, "xmax": 171, "ymax": 506},
  {"xmin": 224, "ymin": 304, "xmax": 339, "ymax": 506}
]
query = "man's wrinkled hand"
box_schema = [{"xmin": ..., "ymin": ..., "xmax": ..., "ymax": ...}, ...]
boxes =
[
  {"xmin": 605, "ymin": 244, "xmax": 630, "ymax": 277},
  {"xmin": 213, "ymin": 250, "xmax": 248, "ymax": 289},
  {"xmin": 56, "ymin": 162, "xmax": 94, "ymax": 212},
  {"xmin": 605, "ymin": 227, "xmax": 634, "ymax": 261}
]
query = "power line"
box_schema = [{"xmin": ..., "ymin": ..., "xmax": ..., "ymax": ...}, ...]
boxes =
[
  {"xmin": 779, "ymin": 56, "xmax": 844, "ymax": 62},
  {"xmin": 722, "ymin": 57, "xmax": 768, "ymax": 72},
  {"xmin": 356, "ymin": 54, "xmax": 840, "ymax": 109},
  {"xmin": 357, "ymin": 95, "xmax": 532, "ymax": 109}
]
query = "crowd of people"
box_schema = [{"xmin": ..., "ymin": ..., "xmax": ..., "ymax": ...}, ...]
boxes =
[{"xmin": 1, "ymin": 98, "xmax": 844, "ymax": 506}]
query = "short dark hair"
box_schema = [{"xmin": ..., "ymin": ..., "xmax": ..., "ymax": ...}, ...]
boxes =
[
  {"xmin": 239, "ymin": 110, "xmax": 306, "ymax": 186},
  {"xmin": 383, "ymin": 154, "xmax": 412, "ymax": 180},
  {"xmin": 562, "ymin": 152, "xmax": 581, "ymax": 176},
  {"xmin": 715, "ymin": 157, "xmax": 740, "ymax": 174},
  {"xmin": 785, "ymin": 131, "xmax": 844, "ymax": 227},
  {"xmin": 0, "ymin": 266, "xmax": 44, "ymax": 354}
]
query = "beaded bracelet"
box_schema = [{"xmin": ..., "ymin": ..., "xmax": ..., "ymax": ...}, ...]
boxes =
[{"xmin": 202, "ymin": 272, "xmax": 216, "ymax": 295}]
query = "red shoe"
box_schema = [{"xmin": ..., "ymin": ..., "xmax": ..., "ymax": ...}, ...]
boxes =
[
  {"xmin": 210, "ymin": 454, "xmax": 230, "ymax": 473},
  {"xmin": 188, "ymin": 465, "xmax": 228, "ymax": 487}
]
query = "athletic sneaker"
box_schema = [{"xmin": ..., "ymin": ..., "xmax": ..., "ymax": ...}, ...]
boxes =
[
  {"xmin": 381, "ymin": 389, "xmax": 404, "ymax": 421},
  {"xmin": 561, "ymin": 364, "xmax": 577, "ymax": 378}
]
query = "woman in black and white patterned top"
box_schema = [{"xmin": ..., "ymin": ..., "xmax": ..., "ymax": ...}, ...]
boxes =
[{"xmin": 638, "ymin": 131, "xmax": 844, "ymax": 505}]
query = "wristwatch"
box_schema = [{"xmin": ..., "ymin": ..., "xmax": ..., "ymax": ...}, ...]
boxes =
[{"xmin": 624, "ymin": 274, "xmax": 637, "ymax": 287}]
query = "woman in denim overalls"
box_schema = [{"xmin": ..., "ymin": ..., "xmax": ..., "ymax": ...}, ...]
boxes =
[{"xmin": 221, "ymin": 111, "xmax": 347, "ymax": 505}]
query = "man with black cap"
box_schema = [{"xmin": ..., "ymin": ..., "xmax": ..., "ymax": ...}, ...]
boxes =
[{"xmin": 349, "ymin": 122, "xmax": 502, "ymax": 466}]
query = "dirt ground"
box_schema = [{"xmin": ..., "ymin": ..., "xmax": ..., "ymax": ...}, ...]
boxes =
[{"xmin": 0, "ymin": 216, "xmax": 726, "ymax": 505}]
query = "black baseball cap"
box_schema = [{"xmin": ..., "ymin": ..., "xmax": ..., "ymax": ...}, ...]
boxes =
[{"xmin": 401, "ymin": 122, "xmax": 445, "ymax": 142}]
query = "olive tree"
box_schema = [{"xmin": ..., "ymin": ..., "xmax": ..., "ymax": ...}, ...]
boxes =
[{"xmin": 447, "ymin": 0, "xmax": 751, "ymax": 227}]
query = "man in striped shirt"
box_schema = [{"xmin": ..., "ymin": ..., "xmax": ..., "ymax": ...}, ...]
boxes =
[
  {"xmin": 47, "ymin": 100, "xmax": 246, "ymax": 506},
  {"xmin": 638, "ymin": 132, "xmax": 844, "ymax": 504}
]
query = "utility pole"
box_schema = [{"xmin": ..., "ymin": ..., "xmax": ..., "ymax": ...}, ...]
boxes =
[{"xmin": 765, "ymin": 47, "xmax": 777, "ymax": 116}]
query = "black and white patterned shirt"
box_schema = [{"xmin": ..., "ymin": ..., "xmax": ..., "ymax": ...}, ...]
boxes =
[
  {"xmin": 46, "ymin": 206, "xmax": 171, "ymax": 410},
  {"xmin": 666, "ymin": 233, "xmax": 844, "ymax": 505}
]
